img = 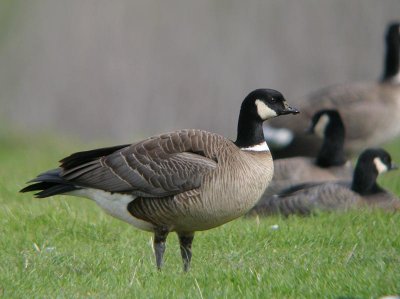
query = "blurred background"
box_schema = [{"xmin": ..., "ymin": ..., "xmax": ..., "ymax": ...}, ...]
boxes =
[{"xmin": 0, "ymin": 0, "xmax": 399, "ymax": 143}]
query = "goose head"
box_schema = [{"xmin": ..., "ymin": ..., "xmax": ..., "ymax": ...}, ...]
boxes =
[
  {"xmin": 241, "ymin": 89, "xmax": 299, "ymax": 121},
  {"xmin": 386, "ymin": 22, "xmax": 400, "ymax": 47},
  {"xmin": 307, "ymin": 109, "xmax": 346, "ymax": 167},
  {"xmin": 383, "ymin": 22, "xmax": 400, "ymax": 83},
  {"xmin": 372, "ymin": 149, "xmax": 398, "ymax": 174},
  {"xmin": 307, "ymin": 109, "xmax": 345, "ymax": 140},
  {"xmin": 235, "ymin": 89, "xmax": 299, "ymax": 149},
  {"xmin": 351, "ymin": 148, "xmax": 397, "ymax": 195}
]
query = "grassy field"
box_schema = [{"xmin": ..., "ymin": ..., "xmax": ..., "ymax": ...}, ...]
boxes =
[{"xmin": 1, "ymin": 132, "xmax": 399, "ymax": 298}]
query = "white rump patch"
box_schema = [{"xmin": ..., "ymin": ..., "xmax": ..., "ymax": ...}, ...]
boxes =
[
  {"xmin": 314, "ymin": 114, "xmax": 330, "ymax": 138},
  {"xmin": 70, "ymin": 188, "xmax": 153, "ymax": 231},
  {"xmin": 241, "ymin": 141, "xmax": 270, "ymax": 152},
  {"xmin": 255, "ymin": 99, "xmax": 277, "ymax": 120},
  {"xmin": 373, "ymin": 157, "xmax": 388, "ymax": 174}
]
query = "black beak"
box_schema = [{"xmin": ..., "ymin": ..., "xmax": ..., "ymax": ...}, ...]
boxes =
[
  {"xmin": 390, "ymin": 162, "xmax": 398, "ymax": 171},
  {"xmin": 280, "ymin": 105, "xmax": 300, "ymax": 115}
]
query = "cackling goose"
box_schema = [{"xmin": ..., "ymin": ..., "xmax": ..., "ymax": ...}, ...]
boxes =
[
  {"xmin": 266, "ymin": 22, "xmax": 400, "ymax": 158},
  {"xmin": 248, "ymin": 109, "xmax": 352, "ymax": 215},
  {"xmin": 20, "ymin": 88, "xmax": 299, "ymax": 271},
  {"xmin": 250, "ymin": 148, "xmax": 399, "ymax": 216}
]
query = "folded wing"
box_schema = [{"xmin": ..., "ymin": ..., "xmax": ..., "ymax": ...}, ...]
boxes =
[{"xmin": 59, "ymin": 130, "xmax": 218, "ymax": 197}]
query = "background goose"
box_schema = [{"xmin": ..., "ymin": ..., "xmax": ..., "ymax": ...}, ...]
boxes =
[
  {"xmin": 249, "ymin": 109, "xmax": 352, "ymax": 214},
  {"xmin": 266, "ymin": 22, "xmax": 400, "ymax": 158},
  {"xmin": 250, "ymin": 148, "xmax": 399, "ymax": 217},
  {"xmin": 20, "ymin": 88, "xmax": 299, "ymax": 271}
]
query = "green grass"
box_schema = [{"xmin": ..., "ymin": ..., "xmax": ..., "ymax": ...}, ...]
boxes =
[{"xmin": 1, "ymin": 133, "xmax": 399, "ymax": 298}]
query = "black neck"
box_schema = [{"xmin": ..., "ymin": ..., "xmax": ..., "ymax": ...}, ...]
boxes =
[
  {"xmin": 316, "ymin": 130, "xmax": 346, "ymax": 167},
  {"xmin": 351, "ymin": 163, "xmax": 382, "ymax": 195},
  {"xmin": 382, "ymin": 33, "xmax": 400, "ymax": 82},
  {"xmin": 234, "ymin": 113, "xmax": 265, "ymax": 148}
]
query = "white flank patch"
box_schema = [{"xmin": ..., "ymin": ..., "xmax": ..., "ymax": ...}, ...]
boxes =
[
  {"xmin": 241, "ymin": 141, "xmax": 270, "ymax": 152},
  {"xmin": 373, "ymin": 157, "xmax": 388, "ymax": 174},
  {"xmin": 70, "ymin": 188, "xmax": 154, "ymax": 231},
  {"xmin": 255, "ymin": 99, "xmax": 277, "ymax": 120},
  {"xmin": 313, "ymin": 114, "xmax": 330, "ymax": 138},
  {"xmin": 263, "ymin": 125, "xmax": 294, "ymax": 148}
]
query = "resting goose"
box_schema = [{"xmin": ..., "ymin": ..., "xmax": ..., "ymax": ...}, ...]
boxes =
[
  {"xmin": 248, "ymin": 109, "xmax": 352, "ymax": 215},
  {"xmin": 266, "ymin": 22, "xmax": 400, "ymax": 158},
  {"xmin": 20, "ymin": 88, "xmax": 299, "ymax": 271},
  {"xmin": 250, "ymin": 148, "xmax": 399, "ymax": 217}
]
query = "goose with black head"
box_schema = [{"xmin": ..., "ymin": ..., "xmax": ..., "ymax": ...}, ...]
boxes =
[
  {"xmin": 20, "ymin": 88, "xmax": 299, "ymax": 271},
  {"xmin": 266, "ymin": 22, "xmax": 400, "ymax": 158},
  {"xmin": 252, "ymin": 148, "xmax": 399, "ymax": 216}
]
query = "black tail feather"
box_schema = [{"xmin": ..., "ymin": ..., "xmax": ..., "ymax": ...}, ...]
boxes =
[
  {"xmin": 20, "ymin": 182, "xmax": 78, "ymax": 198},
  {"xmin": 20, "ymin": 182, "xmax": 55, "ymax": 192},
  {"xmin": 20, "ymin": 168, "xmax": 79, "ymax": 198},
  {"xmin": 22, "ymin": 144, "xmax": 130, "ymax": 198}
]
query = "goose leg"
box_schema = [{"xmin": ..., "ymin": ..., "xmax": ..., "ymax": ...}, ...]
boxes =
[
  {"xmin": 154, "ymin": 227, "xmax": 169, "ymax": 270},
  {"xmin": 178, "ymin": 232, "xmax": 194, "ymax": 272}
]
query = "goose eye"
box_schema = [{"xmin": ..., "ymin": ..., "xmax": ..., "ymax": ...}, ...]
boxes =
[{"xmin": 270, "ymin": 98, "xmax": 276, "ymax": 103}]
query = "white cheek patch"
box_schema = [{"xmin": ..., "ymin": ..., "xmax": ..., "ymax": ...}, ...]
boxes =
[
  {"xmin": 241, "ymin": 141, "xmax": 270, "ymax": 152},
  {"xmin": 255, "ymin": 99, "xmax": 277, "ymax": 120},
  {"xmin": 374, "ymin": 157, "xmax": 388, "ymax": 174},
  {"xmin": 313, "ymin": 114, "xmax": 330, "ymax": 138}
]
